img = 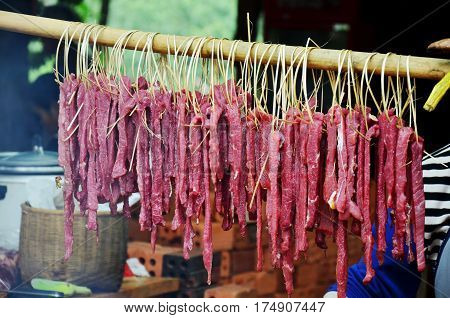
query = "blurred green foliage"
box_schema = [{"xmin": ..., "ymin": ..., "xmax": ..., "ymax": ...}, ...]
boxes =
[
  {"xmin": 30, "ymin": 0, "xmax": 238, "ymax": 81},
  {"xmin": 78, "ymin": 0, "xmax": 237, "ymax": 39}
]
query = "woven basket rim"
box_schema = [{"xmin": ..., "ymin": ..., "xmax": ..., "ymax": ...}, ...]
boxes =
[{"xmin": 21, "ymin": 203, "xmax": 122, "ymax": 216}]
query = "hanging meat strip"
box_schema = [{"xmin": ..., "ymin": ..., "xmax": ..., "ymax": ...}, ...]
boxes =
[
  {"xmin": 226, "ymin": 86, "xmax": 246, "ymax": 235},
  {"xmin": 96, "ymin": 77, "xmax": 112, "ymax": 202},
  {"xmin": 254, "ymin": 115, "xmax": 264, "ymax": 270},
  {"xmin": 112, "ymin": 76, "xmax": 134, "ymax": 179},
  {"xmin": 376, "ymin": 112, "xmax": 389, "ymax": 264},
  {"xmin": 345, "ymin": 110, "xmax": 362, "ymax": 222},
  {"xmin": 335, "ymin": 108, "xmax": 348, "ymax": 218},
  {"xmin": 58, "ymin": 75, "xmax": 78, "ymax": 259},
  {"xmin": 323, "ymin": 106, "xmax": 338, "ymax": 209},
  {"xmin": 353, "ymin": 107, "xmax": 371, "ymax": 236},
  {"xmin": 202, "ymin": 114, "xmax": 213, "ymax": 284},
  {"xmin": 108, "ymin": 82, "xmax": 119, "ymax": 215},
  {"xmin": 86, "ymin": 84, "xmax": 99, "ymax": 232},
  {"xmin": 260, "ymin": 119, "xmax": 272, "ymax": 190},
  {"xmin": 150, "ymin": 91, "xmax": 166, "ymax": 228},
  {"xmin": 362, "ymin": 123, "xmax": 379, "ymax": 284},
  {"xmin": 336, "ymin": 220, "xmax": 348, "ymax": 298},
  {"xmin": 76, "ymin": 81, "xmax": 88, "ymax": 214},
  {"xmin": 172, "ymin": 92, "xmax": 188, "ymax": 230},
  {"xmin": 316, "ymin": 125, "xmax": 334, "ymax": 248},
  {"xmin": 393, "ymin": 126, "xmax": 414, "ymax": 260},
  {"xmin": 161, "ymin": 92, "xmax": 174, "ymax": 214},
  {"xmin": 134, "ymin": 84, "xmax": 152, "ymax": 232},
  {"xmin": 385, "ymin": 113, "xmax": 399, "ymax": 210},
  {"xmin": 268, "ymin": 130, "xmax": 283, "ymax": 267},
  {"xmin": 209, "ymin": 86, "xmax": 225, "ymax": 186},
  {"xmin": 237, "ymin": 119, "xmax": 248, "ymax": 236},
  {"xmin": 306, "ymin": 113, "xmax": 324, "ymax": 229},
  {"xmin": 188, "ymin": 114, "xmax": 204, "ymax": 218},
  {"xmin": 280, "ymin": 109, "xmax": 296, "ymax": 296},
  {"xmin": 177, "ymin": 91, "xmax": 189, "ymax": 207},
  {"xmin": 294, "ymin": 118, "xmax": 309, "ymax": 259},
  {"xmin": 410, "ymin": 136, "xmax": 426, "ymax": 272},
  {"xmin": 280, "ymin": 109, "xmax": 296, "ymax": 245},
  {"xmin": 246, "ymin": 119, "xmax": 257, "ymax": 216}
]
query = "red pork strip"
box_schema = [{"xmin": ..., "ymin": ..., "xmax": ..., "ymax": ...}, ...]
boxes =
[
  {"xmin": 183, "ymin": 217, "xmax": 195, "ymax": 260},
  {"xmin": 112, "ymin": 76, "xmax": 133, "ymax": 179},
  {"xmin": 385, "ymin": 113, "xmax": 399, "ymax": 210},
  {"xmin": 281, "ymin": 252, "xmax": 294, "ymax": 297},
  {"xmin": 150, "ymin": 91, "xmax": 165, "ymax": 227},
  {"xmin": 268, "ymin": 130, "xmax": 283, "ymax": 267},
  {"xmin": 294, "ymin": 119, "xmax": 309, "ymax": 259},
  {"xmin": 86, "ymin": 84, "xmax": 99, "ymax": 232},
  {"xmin": 214, "ymin": 115, "xmax": 229, "ymax": 217},
  {"xmin": 306, "ymin": 113, "xmax": 324, "ymax": 229},
  {"xmin": 226, "ymin": 97, "xmax": 244, "ymax": 229},
  {"xmin": 107, "ymin": 82, "xmax": 119, "ymax": 214},
  {"xmin": 316, "ymin": 129, "xmax": 334, "ymax": 247},
  {"xmin": 405, "ymin": 154, "xmax": 415, "ymax": 263},
  {"xmin": 280, "ymin": 110, "xmax": 296, "ymax": 245},
  {"xmin": 125, "ymin": 112, "xmax": 138, "ymax": 195},
  {"xmin": 220, "ymin": 173, "xmax": 233, "ymax": 231},
  {"xmin": 260, "ymin": 121, "xmax": 271, "ymax": 189},
  {"xmin": 376, "ymin": 112, "xmax": 390, "ymax": 264},
  {"xmin": 336, "ymin": 220, "xmax": 348, "ymax": 298},
  {"xmin": 254, "ymin": 120, "xmax": 264, "ymax": 270},
  {"xmin": 58, "ymin": 75, "xmax": 78, "ymax": 259},
  {"xmin": 280, "ymin": 109, "xmax": 298, "ymax": 296},
  {"xmin": 209, "ymin": 92, "xmax": 224, "ymax": 186},
  {"xmin": 393, "ymin": 126, "xmax": 414, "ymax": 260},
  {"xmin": 188, "ymin": 114, "xmax": 204, "ymax": 220},
  {"xmin": 177, "ymin": 92, "xmax": 189, "ymax": 207},
  {"xmin": 96, "ymin": 78, "xmax": 112, "ymax": 201},
  {"xmin": 410, "ymin": 136, "xmax": 425, "ymax": 272},
  {"xmin": 345, "ymin": 111, "xmax": 362, "ymax": 222},
  {"xmin": 246, "ymin": 119, "xmax": 257, "ymax": 215},
  {"xmin": 218, "ymin": 115, "xmax": 228, "ymax": 177},
  {"xmin": 362, "ymin": 124, "xmax": 379, "ymax": 284},
  {"xmin": 134, "ymin": 89, "xmax": 152, "ymax": 231},
  {"xmin": 161, "ymin": 92, "xmax": 173, "ymax": 214},
  {"xmin": 237, "ymin": 120, "xmax": 248, "ymax": 236},
  {"xmin": 202, "ymin": 120, "xmax": 213, "ymax": 284},
  {"xmin": 171, "ymin": 129, "xmax": 186, "ymax": 231},
  {"xmin": 323, "ymin": 107, "xmax": 338, "ymax": 209},
  {"xmin": 76, "ymin": 82, "xmax": 88, "ymax": 214},
  {"xmin": 335, "ymin": 108, "xmax": 348, "ymax": 218},
  {"xmin": 354, "ymin": 107, "xmax": 370, "ymax": 236}
]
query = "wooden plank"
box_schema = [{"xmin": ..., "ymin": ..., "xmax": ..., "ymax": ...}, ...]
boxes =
[{"xmin": 94, "ymin": 277, "xmax": 179, "ymax": 298}]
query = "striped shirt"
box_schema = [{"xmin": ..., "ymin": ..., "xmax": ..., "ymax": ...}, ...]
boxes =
[{"xmin": 423, "ymin": 144, "xmax": 450, "ymax": 263}]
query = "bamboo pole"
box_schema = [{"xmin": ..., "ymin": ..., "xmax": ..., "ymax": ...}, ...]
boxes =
[{"xmin": 0, "ymin": 10, "xmax": 449, "ymax": 81}]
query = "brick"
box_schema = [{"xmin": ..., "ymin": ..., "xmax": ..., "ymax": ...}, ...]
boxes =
[
  {"xmin": 232, "ymin": 270, "xmax": 281, "ymax": 296},
  {"xmin": 220, "ymin": 251, "xmax": 231, "ymax": 278},
  {"xmin": 127, "ymin": 242, "xmax": 181, "ymax": 277},
  {"xmin": 229, "ymin": 249, "xmax": 256, "ymax": 275},
  {"xmin": 204, "ymin": 284, "xmax": 257, "ymax": 298}
]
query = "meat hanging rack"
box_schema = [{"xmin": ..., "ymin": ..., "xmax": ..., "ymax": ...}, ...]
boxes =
[
  {"xmin": 1, "ymin": 10, "xmax": 450, "ymax": 298},
  {"xmin": 0, "ymin": 10, "xmax": 449, "ymax": 83}
]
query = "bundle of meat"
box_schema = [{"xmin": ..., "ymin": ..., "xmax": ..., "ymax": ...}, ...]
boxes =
[{"xmin": 58, "ymin": 75, "xmax": 426, "ymax": 297}]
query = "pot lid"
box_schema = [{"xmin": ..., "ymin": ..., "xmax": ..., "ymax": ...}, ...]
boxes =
[
  {"xmin": 0, "ymin": 149, "xmax": 58, "ymax": 167},
  {"xmin": 0, "ymin": 140, "xmax": 63, "ymax": 174}
]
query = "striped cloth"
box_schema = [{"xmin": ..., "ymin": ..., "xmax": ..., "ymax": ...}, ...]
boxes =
[{"xmin": 423, "ymin": 144, "xmax": 450, "ymax": 263}]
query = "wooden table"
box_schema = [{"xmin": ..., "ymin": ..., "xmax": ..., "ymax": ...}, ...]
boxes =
[{"xmin": 93, "ymin": 277, "xmax": 179, "ymax": 298}]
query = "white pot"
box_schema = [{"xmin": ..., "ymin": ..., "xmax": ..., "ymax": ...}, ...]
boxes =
[{"xmin": 0, "ymin": 150, "xmax": 63, "ymax": 251}]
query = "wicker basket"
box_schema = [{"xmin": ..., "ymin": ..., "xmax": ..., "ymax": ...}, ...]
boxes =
[{"xmin": 19, "ymin": 203, "xmax": 128, "ymax": 292}]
